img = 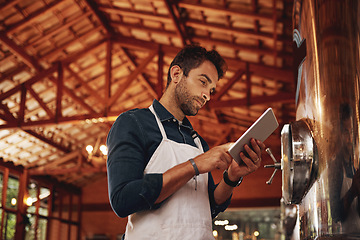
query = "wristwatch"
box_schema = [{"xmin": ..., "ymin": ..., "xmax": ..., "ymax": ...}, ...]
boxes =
[{"xmin": 223, "ymin": 170, "xmax": 243, "ymax": 187}]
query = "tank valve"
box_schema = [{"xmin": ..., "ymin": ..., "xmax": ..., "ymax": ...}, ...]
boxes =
[{"xmin": 264, "ymin": 148, "xmax": 281, "ymax": 185}]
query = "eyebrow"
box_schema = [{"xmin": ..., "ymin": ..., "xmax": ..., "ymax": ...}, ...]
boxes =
[
  {"xmin": 200, "ymin": 74, "xmax": 213, "ymax": 84},
  {"xmin": 200, "ymin": 74, "xmax": 216, "ymax": 94}
]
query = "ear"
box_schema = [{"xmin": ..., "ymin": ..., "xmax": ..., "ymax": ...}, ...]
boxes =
[{"xmin": 170, "ymin": 65, "xmax": 182, "ymax": 84}]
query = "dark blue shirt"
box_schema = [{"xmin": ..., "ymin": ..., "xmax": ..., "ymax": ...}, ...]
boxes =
[{"xmin": 106, "ymin": 99, "xmax": 230, "ymax": 218}]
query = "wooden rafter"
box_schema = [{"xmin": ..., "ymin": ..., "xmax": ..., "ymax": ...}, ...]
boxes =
[
  {"xmin": 164, "ymin": 0, "xmax": 189, "ymax": 46},
  {"xmin": 178, "ymin": 0, "xmax": 275, "ymax": 22},
  {"xmin": 214, "ymin": 69, "xmax": 246, "ymax": 101},
  {"xmin": 209, "ymin": 92, "xmax": 294, "ymax": 108},
  {"xmin": 0, "ymin": 31, "xmax": 41, "ymax": 70},
  {"xmin": 108, "ymin": 49, "xmax": 158, "ymax": 108},
  {"xmin": 7, "ymin": 0, "xmax": 68, "ymax": 35},
  {"xmin": 120, "ymin": 48, "xmax": 158, "ymax": 98},
  {"xmin": 84, "ymin": 0, "xmax": 114, "ymax": 35}
]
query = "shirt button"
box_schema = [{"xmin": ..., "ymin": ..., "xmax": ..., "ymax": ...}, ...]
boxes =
[{"xmin": 173, "ymin": 119, "xmax": 176, "ymax": 122}]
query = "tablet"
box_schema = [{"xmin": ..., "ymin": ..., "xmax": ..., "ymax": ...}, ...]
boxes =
[{"xmin": 228, "ymin": 108, "xmax": 279, "ymax": 165}]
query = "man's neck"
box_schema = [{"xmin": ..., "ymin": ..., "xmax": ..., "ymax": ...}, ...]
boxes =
[{"xmin": 159, "ymin": 93, "xmax": 185, "ymax": 121}]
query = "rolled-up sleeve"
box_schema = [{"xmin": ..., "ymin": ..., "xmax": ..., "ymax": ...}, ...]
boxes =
[
  {"xmin": 208, "ymin": 173, "xmax": 231, "ymax": 219},
  {"xmin": 107, "ymin": 112, "xmax": 163, "ymax": 218}
]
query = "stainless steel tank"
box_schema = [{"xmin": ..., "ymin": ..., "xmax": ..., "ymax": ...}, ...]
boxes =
[{"xmin": 280, "ymin": 0, "xmax": 360, "ymax": 239}]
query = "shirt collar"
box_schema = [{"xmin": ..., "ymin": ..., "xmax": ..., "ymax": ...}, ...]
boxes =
[{"xmin": 152, "ymin": 99, "xmax": 193, "ymax": 129}]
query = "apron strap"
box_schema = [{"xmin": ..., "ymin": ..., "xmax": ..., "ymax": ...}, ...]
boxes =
[
  {"xmin": 149, "ymin": 105, "xmax": 167, "ymax": 139},
  {"xmin": 194, "ymin": 135, "xmax": 204, "ymax": 152},
  {"xmin": 149, "ymin": 104, "xmax": 203, "ymax": 152}
]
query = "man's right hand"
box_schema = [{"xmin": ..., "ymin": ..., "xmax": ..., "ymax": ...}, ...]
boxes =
[{"xmin": 193, "ymin": 143, "xmax": 233, "ymax": 173}]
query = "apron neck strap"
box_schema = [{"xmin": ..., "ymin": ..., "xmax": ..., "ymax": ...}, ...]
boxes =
[
  {"xmin": 149, "ymin": 104, "xmax": 203, "ymax": 151},
  {"xmin": 149, "ymin": 104, "xmax": 167, "ymax": 139}
]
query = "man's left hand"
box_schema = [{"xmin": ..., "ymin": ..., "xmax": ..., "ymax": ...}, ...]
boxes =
[{"xmin": 227, "ymin": 138, "xmax": 266, "ymax": 182}]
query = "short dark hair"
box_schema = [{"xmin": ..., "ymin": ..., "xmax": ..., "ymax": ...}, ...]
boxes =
[{"xmin": 166, "ymin": 45, "xmax": 227, "ymax": 87}]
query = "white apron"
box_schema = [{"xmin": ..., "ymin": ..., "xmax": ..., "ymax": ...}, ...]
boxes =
[{"xmin": 124, "ymin": 105, "xmax": 214, "ymax": 240}]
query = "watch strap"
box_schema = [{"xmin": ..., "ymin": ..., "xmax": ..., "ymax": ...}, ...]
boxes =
[{"xmin": 223, "ymin": 170, "xmax": 243, "ymax": 187}]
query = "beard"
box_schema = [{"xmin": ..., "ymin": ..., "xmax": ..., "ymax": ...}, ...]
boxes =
[{"xmin": 175, "ymin": 76, "xmax": 203, "ymax": 116}]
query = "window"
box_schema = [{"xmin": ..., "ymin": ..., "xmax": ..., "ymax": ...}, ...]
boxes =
[
  {"xmin": 25, "ymin": 181, "xmax": 50, "ymax": 240},
  {"xmin": 6, "ymin": 176, "xmax": 19, "ymax": 210},
  {"xmin": 0, "ymin": 166, "xmax": 81, "ymax": 240},
  {"xmin": 0, "ymin": 170, "xmax": 20, "ymax": 240}
]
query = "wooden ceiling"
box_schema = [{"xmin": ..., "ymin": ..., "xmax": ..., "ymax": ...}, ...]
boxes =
[{"xmin": 0, "ymin": 0, "xmax": 295, "ymax": 186}]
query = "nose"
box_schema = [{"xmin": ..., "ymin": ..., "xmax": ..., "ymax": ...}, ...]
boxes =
[{"xmin": 202, "ymin": 92, "xmax": 210, "ymax": 102}]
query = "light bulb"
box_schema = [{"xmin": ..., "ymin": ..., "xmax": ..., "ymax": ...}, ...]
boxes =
[
  {"xmin": 100, "ymin": 145, "xmax": 108, "ymax": 155},
  {"xmin": 86, "ymin": 145, "xmax": 93, "ymax": 154}
]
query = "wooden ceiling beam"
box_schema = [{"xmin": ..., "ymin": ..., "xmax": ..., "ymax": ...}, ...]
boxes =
[
  {"xmin": 40, "ymin": 26, "xmax": 104, "ymax": 63},
  {"xmin": 0, "ymin": 64, "xmax": 57, "ymax": 101},
  {"xmin": 178, "ymin": 0, "xmax": 275, "ymax": 22},
  {"xmin": 164, "ymin": 0, "xmax": 188, "ymax": 46},
  {"xmin": 29, "ymin": 165, "xmax": 106, "ymax": 176},
  {"xmin": 62, "ymin": 39, "xmax": 106, "ymax": 65},
  {"xmin": 56, "ymin": 62, "xmax": 63, "ymax": 120},
  {"xmin": 65, "ymin": 66, "xmax": 105, "ymax": 105},
  {"xmin": 214, "ymin": 68, "xmax": 245, "ymax": 101},
  {"xmin": 0, "ymin": 64, "xmax": 28, "ymax": 85},
  {"xmin": 120, "ymin": 48, "xmax": 158, "ymax": 99},
  {"xmin": 187, "ymin": 20, "xmax": 282, "ymax": 43},
  {"xmin": 24, "ymin": 129, "xmax": 70, "ymax": 153},
  {"xmin": 272, "ymin": 0, "xmax": 279, "ymax": 65},
  {"xmin": 157, "ymin": 46, "xmax": 164, "ymax": 99},
  {"xmin": 112, "ymin": 35, "xmax": 292, "ymax": 82},
  {"xmin": 0, "ymin": 0, "xmax": 21, "ymax": 12},
  {"xmin": 111, "ymin": 21, "xmax": 178, "ymax": 38},
  {"xmin": 108, "ymin": 50, "xmax": 158, "ymax": 108},
  {"xmin": 84, "ymin": 0, "xmax": 114, "ymax": 35},
  {"xmin": 225, "ymin": 58, "xmax": 293, "ymax": 82},
  {"xmin": 192, "ymin": 36, "xmax": 292, "ymax": 60},
  {"xmin": 0, "ymin": 31, "xmax": 41, "ymax": 71},
  {"xmin": 28, "ymin": 150, "xmax": 82, "ymax": 170},
  {"xmin": 7, "ymin": 0, "xmax": 68, "ymax": 35},
  {"xmin": 246, "ymin": 63, "xmax": 251, "ymax": 105},
  {"xmin": 18, "ymin": 84, "xmax": 26, "ymax": 124},
  {"xmin": 0, "ymin": 102, "xmax": 16, "ymax": 122},
  {"xmin": 0, "ymin": 114, "xmax": 110, "ymax": 129},
  {"xmin": 48, "ymin": 75, "xmax": 97, "ymax": 115},
  {"xmin": 105, "ymin": 40, "xmax": 112, "ymax": 111},
  {"xmin": 208, "ymin": 92, "xmax": 294, "ymax": 108},
  {"xmin": 26, "ymin": 11, "xmax": 93, "ymax": 48},
  {"xmin": 27, "ymin": 86, "xmax": 55, "ymax": 119},
  {"xmin": 99, "ymin": 4, "xmax": 172, "ymax": 23},
  {"xmin": 112, "ymin": 34, "xmax": 179, "ymax": 54}
]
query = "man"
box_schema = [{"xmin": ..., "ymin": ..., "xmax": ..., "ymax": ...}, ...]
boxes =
[
  {"xmin": 330, "ymin": 103, "xmax": 360, "ymax": 233},
  {"xmin": 107, "ymin": 45, "xmax": 265, "ymax": 239}
]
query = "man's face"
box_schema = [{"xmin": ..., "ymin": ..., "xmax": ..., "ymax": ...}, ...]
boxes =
[{"xmin": 174, "ymin": 61, "xmax": 218, "ymax": 116}]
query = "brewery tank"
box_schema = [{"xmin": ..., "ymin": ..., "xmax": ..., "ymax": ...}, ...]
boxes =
[{"xmin": 278, "ymin": 0, "xmax": 360, "ymax": 239}]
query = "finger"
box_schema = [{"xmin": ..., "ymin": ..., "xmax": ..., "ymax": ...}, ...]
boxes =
[
  {"xmin": 250, "ymin": 139, "xmax": 261, "ymax": 155},
  {"xmin": 239, "ymin": 152, "xmax": 257, "ymax": 171},
  {"xmin": 256, "ymin": 139, "xmax": 266, "ymax": 151},
  {"xmin": 244, "ymin": 144, "xmax": 260, "ymax": 163},
  {"xmin": 221, "ymin": 151, "xmax": 233, "ymax": 165}
]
